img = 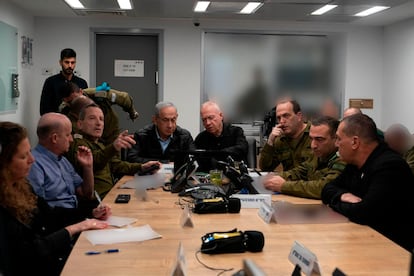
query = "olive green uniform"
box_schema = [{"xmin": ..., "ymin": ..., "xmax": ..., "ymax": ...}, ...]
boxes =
[
  {"xmin": 278, "ymin": 151, "xmax": 345, "ymax": 199},
  {"xmin": 404, "ymin": 146, "xmax": 414, "ymax": 175},
  {"xmin": 67, "ymin": 133, "xmax": 142, "ymax": 198},
  {"xmin": 60, "ymin": 88, "xmax": 139, "ymax": 145},
  {"xmin": 259, "ymin": 123, "xmax": 313, "ymax": 171},
  {"xmin": 83, "ymin": 88, "xmax": 139, "ymax": 121}
]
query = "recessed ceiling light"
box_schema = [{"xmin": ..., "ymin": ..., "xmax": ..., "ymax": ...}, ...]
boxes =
[
  {"xmin": 117, "ymin": 0, "xmax": 132, "ymax": 10},
  {"xmin": 240, "ymin": 2, "xmax": 262, "ymax": 14},
  {"xmin": 64, "ymin": 0, "xmax": 84, "ymax": 9},
  {"xmin": 355, "ymin": 6, "xmax": 389, "ymax": 17},
  {"xmin": 194, "ymin": 1, "xmax": 210, "ymax": 13},
  {"xmin": 311, "ymin": 4, "xmax": 338, "ymax": 16}
]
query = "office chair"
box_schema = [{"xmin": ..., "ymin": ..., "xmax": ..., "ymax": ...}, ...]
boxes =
[{"xmin": 246, "ymin": 137, "xmax": 257, "ymax": 169}]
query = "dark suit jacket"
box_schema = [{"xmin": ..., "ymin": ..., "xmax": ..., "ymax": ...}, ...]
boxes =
[{"xmin": 127, "ymin": 124, "xmax": 195, "ymax": 163}]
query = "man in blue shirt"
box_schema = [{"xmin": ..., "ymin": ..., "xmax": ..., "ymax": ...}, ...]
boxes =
[{"xmin": 28, "ymin": 112, "xmax": 95, "ymax": 208}]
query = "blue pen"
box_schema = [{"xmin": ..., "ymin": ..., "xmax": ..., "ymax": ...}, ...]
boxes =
[
  {"xmin": 105, "ymin": 249, "xmax": 119, "ymax": 253},
  {"xmin": 85, "ymin": 249, "xmax": 119, "ymax": 255},
  {"xmin": 85, "ymin": 251, "xmax": 101, "ymax": 255}
]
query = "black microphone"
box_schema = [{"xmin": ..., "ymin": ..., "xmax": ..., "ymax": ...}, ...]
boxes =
[
  {"xmin": 200, "ymin": 229, "xmax": 264, "ymax": 254},
  {"xmin": 193, "ymin": 197, "xmax": 241, "ymax": 214}
]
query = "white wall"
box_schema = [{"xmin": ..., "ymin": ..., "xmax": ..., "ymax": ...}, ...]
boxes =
[
  {"xmin": 0, "ymin": 0, "xmax": 36, "ymax": 142},
  {"xmin": 383, "ymin": 18, "xmax": 414, "ymax": 133},
  {"xmin": 1, "ymin": 5, "xmax": 402, "ymax": 139}
]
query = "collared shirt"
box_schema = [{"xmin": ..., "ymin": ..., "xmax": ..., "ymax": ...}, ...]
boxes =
[
  {"xmin": 155, "ymin": 127, "xmax": 173, "ymax": 153},
  {"xmin": 28, "ymin": 144, "xmax": 83, "ymax": 208}
]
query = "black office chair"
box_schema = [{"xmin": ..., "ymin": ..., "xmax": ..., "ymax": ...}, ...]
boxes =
[{"xmin": 246, "ymin": 137, "xmax": 257, "ymax": 169}]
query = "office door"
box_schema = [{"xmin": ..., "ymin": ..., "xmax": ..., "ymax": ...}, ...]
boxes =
[{"xmin": 95, "ymin": 34, "xmax": 158, "ymax": 133}]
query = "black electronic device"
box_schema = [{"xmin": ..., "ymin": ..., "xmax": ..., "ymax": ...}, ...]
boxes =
[
  {"xmin": 138, "ymin": 164, "xmax": 160, "ymax": 176},
  {"xmin": 173, "ymin": 149, "xmax": 231, "ymax": 173},
  {"xmin": 200, "ymin": 229, "xmax": 264, "ymax": 254},
  {"xmin": 114, "ymin": 194, "xmax": 131, "ymax": 203},
  {"xmin": 169, "ymin": 155, "xmax": 199, "ymax": 193},
  {"xmin": 193, "ymin": 197, "xmax": 241, "ymax": 214}
]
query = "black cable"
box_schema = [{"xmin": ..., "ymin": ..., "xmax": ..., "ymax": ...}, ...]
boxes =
[{"xmin": 194, "ymin": 250, "xmax": 234, "ymax": 276}]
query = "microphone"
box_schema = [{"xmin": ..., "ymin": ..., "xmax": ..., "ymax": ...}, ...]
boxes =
[
  {"xmin": 200, "ymin": 229, "xmax": 264, "ymax": 254},
  {"xmin": 193, "ymin": 197, "xmax": 241, "ymax": 214}
]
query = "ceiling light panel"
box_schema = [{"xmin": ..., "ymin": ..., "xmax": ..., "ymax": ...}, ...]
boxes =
[
  {"xmin": 194, "ymin": 1, "xmax": 210, "ymax": 12},
  {"xmin": 311, "ymin": 4, "xmax": 337, "ymax": 15},
  {"xmin": 240, "ymin": 2, "xmax": 263, "ymax": 14},
  {"xmin": 64, "ymin": 0, "xmax": 84, "ymax": 9},
  {"xmin": 117, "ymin": 0, "xmax": 132, "ymax": 10},
  {"xmin": 355, "ymin": 6, "xmax": 389, "ymax": 17}
]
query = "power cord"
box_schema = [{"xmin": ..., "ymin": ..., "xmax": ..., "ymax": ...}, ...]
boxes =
[{"xmin": 195, "ymin": 250, "xmax": 234, "ymax": 276}]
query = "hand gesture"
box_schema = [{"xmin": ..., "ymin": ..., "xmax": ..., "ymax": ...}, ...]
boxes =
[
  {"xmin": 267, "ymin": 124, "xmax": 284, "ymax": 145},
  {"xmin": 263, "ymin": 173, "xmax": 286, "ymax": 192},
  {"xmin": 76, "ymin": 146, "xmax": 93, "ymax": 168},
  {"xmin": 113, "ymin": 130, "xmax": 136, "ymax": 151}
]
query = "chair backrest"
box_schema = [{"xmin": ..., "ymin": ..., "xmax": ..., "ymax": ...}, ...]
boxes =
[{"xmin": 246, "ymin": 137, "xmax": 257, "ymax": 169}]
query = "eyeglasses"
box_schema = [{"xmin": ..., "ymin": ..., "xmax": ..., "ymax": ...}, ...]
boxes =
[{"xmin": 157, "ymin": 117, "xmax": 177, "ymax": 123}]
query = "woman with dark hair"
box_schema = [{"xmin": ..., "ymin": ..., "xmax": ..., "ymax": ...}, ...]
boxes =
[{"xmin": 0, "ymin": 121, "xmax": 110, "ymax": 276}]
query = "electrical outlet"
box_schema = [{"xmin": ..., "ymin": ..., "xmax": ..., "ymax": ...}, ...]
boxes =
[
  {"xmin": 42, "ymin": 68, "xmax": 53, "ymax": 76},
  {"xmin": 74, "ymin": 70, "xmax": 81, "ymax": 76}
]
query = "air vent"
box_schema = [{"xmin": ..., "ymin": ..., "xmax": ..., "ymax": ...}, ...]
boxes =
[{"xmin": 73, "ymin": 9, "xmax": 128, "ymax": 16}]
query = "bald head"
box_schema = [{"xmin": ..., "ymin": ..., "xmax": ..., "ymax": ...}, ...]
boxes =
[
  {"xmin": 37, "ymin": 113, "xmax": 73, "ymax": 155},
  {"xmin": 343, "ymin": 107, "xmax": 362, "ymax": 118}
]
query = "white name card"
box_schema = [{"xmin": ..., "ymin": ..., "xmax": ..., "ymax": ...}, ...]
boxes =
[
  {"xmin": 230, "ymin": 194, "xmax": 272, "ymax": 208},
  {"xmin": 171, "ymin": 242, "xmax": 187, "ymax": 276},
  {"xmin": 180, "ymin": 205, "xmax": 193, "ymax": 228},
  {"xmin": 258, "ymin": 201, "xmax": 276, "ymax": 223},
  {"xmin": 288, "ymin": 241, "xmax": 321, "ymax": 276}
]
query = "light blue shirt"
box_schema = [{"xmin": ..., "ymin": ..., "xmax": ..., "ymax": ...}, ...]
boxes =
[
  {"xmin": 28, "ymin": 144, "xmax": 83, "ymax": 208},
  {"xmin": 155, "ymin": 128, "xmax": 173, "ymax": 153}
]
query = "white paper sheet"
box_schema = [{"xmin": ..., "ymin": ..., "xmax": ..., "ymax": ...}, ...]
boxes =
[
  {"xmin": 84, "ymin": 224, "xmax": 162, "ymax": 245},
  {"xmin": 120, "ymin": 174, "xmax": 165, "ymax": 189},
  {"xmin": 105, "ymin": 215, "xmax": 137, "ymax": 227}
]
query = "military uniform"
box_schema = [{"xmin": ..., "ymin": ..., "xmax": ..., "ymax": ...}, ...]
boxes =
[
  {"xmin": 83, "ymin": 88, "xmax": 139, "ymax": 121},
  {"xmin": 404, "ymin": 145, "xmax": 414, "ymax": 175},
  {"xmin": 67, "ymin": 133, "xmax": 142, "ymax": 198},
  {"xmin": 259, "ymin": 123, "xmax": 313, "ymax": 172},
  {"xmin": 279, "ymin": 152, "xmax": 346, "ymax": 199},
  {"xmin": 59, "ymin": 87, "xmax": 139, "ymax": 145}
]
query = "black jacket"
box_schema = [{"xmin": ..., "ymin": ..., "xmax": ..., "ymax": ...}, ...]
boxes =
[
  {"xmin": 194, "ymin": 123, "xmax": 248, "ymax": 162},
  {"xmin": 322, "ymin": 142, "xmax": 414, "ymax": 251},
  {"xmin": 127, "ymin": 124, "xmax": 195, "ymax": 163},
  {"xmin": 0, "ymin": 197, "xmax": 93, "ymax": 276},
  {"xmin": 40, "ymin": 73, "xmax": 88, "ymax": 115}
]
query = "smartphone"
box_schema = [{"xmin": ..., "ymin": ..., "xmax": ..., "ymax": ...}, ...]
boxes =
[
  {"xmin": 115, "ymin": 194, "xmax": 131, "ymax": 203},
  {"xmin": 138, "ymin": 164, "xmax": 160, "ymax": 176}
]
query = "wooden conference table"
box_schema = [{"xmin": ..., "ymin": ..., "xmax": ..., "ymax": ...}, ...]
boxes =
[{"xmin": 62, "ymin": 175, "xmax": 410, "ymax": 275}]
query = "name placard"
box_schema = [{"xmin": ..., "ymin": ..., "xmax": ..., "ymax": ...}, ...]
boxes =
[
  {"xmin": 258, "ymin": 201, "xmax": 276, "ymax": 223},
  {"xmin": 230, "ymin": 194, "xmax": 272, "ymax": 208},
  {"xmin": 171, "ymin": 242, "xmax": 186, "ymax": 276},
  {"xmin": 179, "ymin": 205, "xmax": 193, "ymax": 228},
  {"xmin": 288, "ymin": 241, "xmax": 321, "ymax": 276}
]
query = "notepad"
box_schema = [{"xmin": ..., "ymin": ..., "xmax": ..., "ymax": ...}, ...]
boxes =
[
  {"xmin": 105, "ymin": 215, "xmax": 137, "ymax": 227},
  {"xmin": 84, "ymin": 224, "xmax": 162, "ymax": 245}
]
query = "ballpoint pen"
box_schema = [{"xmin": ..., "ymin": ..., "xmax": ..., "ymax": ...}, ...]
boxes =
[
  {"xmin": 94, "ymin": 190, "xmax": 103, "ymax": 208},
  {"xmin": 85, "ymin": 249, "xmax": 119, "ymax": 255}
]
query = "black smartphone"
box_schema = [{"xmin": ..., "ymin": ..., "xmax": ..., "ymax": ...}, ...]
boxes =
[
  {"xmin": 138, "ymin": 164, "xmax": 160, "ymax": 176},
  {"xmin": 115, "ymin": 194, "xmax": 131, "ymax": 203}
]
